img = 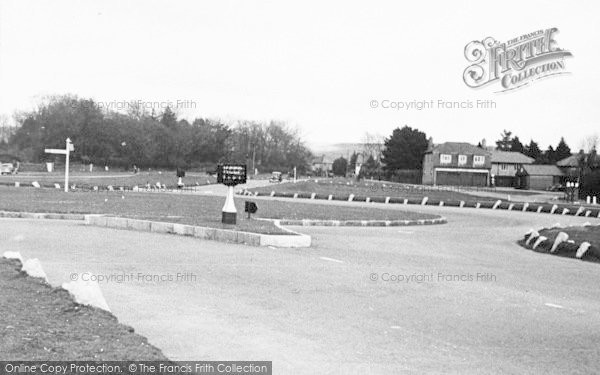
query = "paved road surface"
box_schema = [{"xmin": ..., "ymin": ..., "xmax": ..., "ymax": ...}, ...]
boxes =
[{"xmin": 1, "ymin": 202, "xmax": 599, "ymax": 374}]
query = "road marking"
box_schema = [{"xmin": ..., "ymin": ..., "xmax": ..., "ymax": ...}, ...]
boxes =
[
  {"xmin": 545, "ymin": 303, "xmax": 564, "ymax": 309},
  {"xmin": 319, "ymin": 256, "xmax": 344, "ymax": 264},
  {"xmin": 390, "ymin": 326, "xmax": 402, "ymax": 329}
]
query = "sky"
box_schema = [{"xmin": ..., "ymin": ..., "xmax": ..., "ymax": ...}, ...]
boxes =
[{"xmin": 0, "ymin": 0, "xmax": 598, "ymax": 151}]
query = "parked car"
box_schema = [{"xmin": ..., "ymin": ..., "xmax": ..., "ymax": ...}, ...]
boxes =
[
  {"xmin": 269, "ymin": 171, "xmax": 282, "ymax": 183},
  {"xmin": 0, "ymin": 163, "xmax": 14, "ymax": 175}
]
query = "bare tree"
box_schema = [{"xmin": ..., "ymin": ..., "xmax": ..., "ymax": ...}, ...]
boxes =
[
  {"xmin": 0, "ymin": 114, "xmax": 17, "ymax": 143},
  {"xmin": 362, "ymin": 132, "xmax": 385, "ymax": 162},
  {"xmin": 582, "ymin": 133, "xmax": 600, "ymax": 152}
]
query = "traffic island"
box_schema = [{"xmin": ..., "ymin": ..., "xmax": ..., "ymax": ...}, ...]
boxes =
[
  {"xmin": 84, "ymin": 215, "xmax": 311, "ymax": 248},
  {"xmin": 518, "ymin": 224, "xmax": 600, "ymax": 263},
  {"xmin": 0, "ymin": 257, "xmax": 169, "ymax": 360},
  {"xmin": 242, "ymin": 186, "xmax": 600, "ymax": 219}
]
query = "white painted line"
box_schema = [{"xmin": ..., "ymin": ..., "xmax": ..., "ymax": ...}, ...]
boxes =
[
  {"xmin": 319, "ymin": 256, "xmax": 344, "ymax": 264},
  {"xmin": 390, "ymin": 326, "xmax": 402, "ymax": 329},
  {"xmin": 545, "ymin": 303, "xmax": 564, "ymax": 309}
]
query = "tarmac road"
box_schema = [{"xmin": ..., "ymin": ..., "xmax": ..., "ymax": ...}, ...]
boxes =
[{"xmin": 1, "ymin": 202, "xmax": 599, "ymax": 374}]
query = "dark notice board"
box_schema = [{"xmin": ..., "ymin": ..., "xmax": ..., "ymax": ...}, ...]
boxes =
[{"xmin": 217, "ymin": 164, "xmax": 247, "ymax": 186}]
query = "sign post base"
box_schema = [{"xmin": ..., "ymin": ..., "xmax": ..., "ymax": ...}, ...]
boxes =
[
  {"xmin": 221, "ymin": 185, "xmax": 237, "ymax": 225},
  {"xmin": 222, "ymin": 211, "xmax": 236, "ymax": 225}
]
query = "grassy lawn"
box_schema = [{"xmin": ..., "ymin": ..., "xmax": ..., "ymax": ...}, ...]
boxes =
[
  {"xmin": 0, "ymin": 171, "xmax": 218, "ymax": 190},
  {"xmin": 0, "ymin": 258, "xmax": 169, "ymax": 360},
  {"xmin": 519, "ymin": 225, "xmax": 600, "ymax": 262},
  {"xmin": 249, "ymin": 179, "xmax": 500, "ymax": 202},
  {"xmin": 0, "ymin": 187, "xmax": 440, "ymax": 234}
]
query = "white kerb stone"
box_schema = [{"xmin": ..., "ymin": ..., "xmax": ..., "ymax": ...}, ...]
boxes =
[
  {"xmin": 525, "ymin": 230, "xmax": 539, "ymax": 246},
  {"xmin": 532, "ymin": 236, "xmax": 547, "ymax": 250},
  {"xmin": 21, "ymin": 258, "xmax": 48, "ymax": 282},
  {"xmin": 2, "ymin": 251, "xmax": 23, "ymax": 263},
  {"xmin": 62, "ymin": 278, "xmax": 111, "ymax": 312},
  {"xmin": 576, "ymin": 242, "xmax": 592, "ymax": 259},
  {"xmin": 550, "ymin": 232, "xmax": 569, "ymax": 253}
]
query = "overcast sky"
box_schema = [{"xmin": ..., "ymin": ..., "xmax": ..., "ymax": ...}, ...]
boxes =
[{"xmin": 0, "ymin": 0, "xmax": 598, "ymax": 150}]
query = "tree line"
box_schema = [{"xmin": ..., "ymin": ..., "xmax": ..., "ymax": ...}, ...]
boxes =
[
  {"xmin": 1, "ymin": 95, "xmax": 312, "ymax": 173},
  {"xmin": 490, "ymin": 130, "xmax": 574, "ymax": 164}
]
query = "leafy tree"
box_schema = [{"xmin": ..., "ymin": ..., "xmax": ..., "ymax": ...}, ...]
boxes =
[
  {"xmin": 555, "ymin": 137, "xmax": 571, "ymax": 162},
  {"xmin": 332, "ymin": 156, "xmax": 348, "ymax": 177},
  {"xmin": 495, "ymin": 130, "xmax": 513, "ymax": 151},
  {"xmin": 542, "ymin": 146, "xmax": 557, "ymax": 164},
  {"xmin": 349, "ymin": 152, "xmax": 358, "ymax": 173},
  {"xmin": 524, "ymin": 140, "xmax": 542, "ymax": 162},
  {"xmin": 381, "ymin": 126, "xmax": 428, "ymax": 176},
  {"xmin": 359, "ymin": 155, "xmax": 379, "ymax": 179},
  {"xmin": 509, "ymin": 136, "xmax": 525, "ymax": 153},
  {"xmin": 7, "ymin": 95, "xmax": 312, "ymax": 171}
]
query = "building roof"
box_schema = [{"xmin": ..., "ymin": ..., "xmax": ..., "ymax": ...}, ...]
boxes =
[
  {"xmin": 557, "ymin": 154, "xmax": 582, "ymax": 167},
  {"xmin": 428, "ymin": 142, "xmax": 489, "ymax": 155},
  {"xmin": 490, "ymin": 151, "xmax": 534, "ymax": 164},
  {"xmin": 520, "ymin": 164, "xmax": 564, "ymax": 176},
  {"xmin": 311, "ymin": 155, "xmax": 325, "ymax": 164}
]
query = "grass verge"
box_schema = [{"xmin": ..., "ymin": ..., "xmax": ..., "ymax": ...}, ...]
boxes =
[
  {"xmin": 0, "ymin": 187, "xmax": 440, "ymax": 234},
  {"xmin": 0, "ymin": 258, "xmax": 169, "ymax": 360},
  {"xmin": 0, "ymin": 171, "xmax": 217, "ymax": 190},
  {"xmin": 249, "ymin": 179, "xmax": 501, "ymax": 202}
]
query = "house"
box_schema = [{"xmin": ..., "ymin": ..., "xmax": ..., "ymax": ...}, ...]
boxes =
[
  {"xmin": 556, "ymin": 150, "xmax": 600, "ymax": 179},
  {"xmin": 490, "ymin": 151, "xmax": 534, "ymax": 187},
  {"xmin": 422, "ymin": 141, "xmax": 491, "ymax": 186},
  {"xmin": 515, "ymin": 165, "xmax": 564, "ymax": 190},
  {"xmin": 310, "ymin": 155, "xmax": 332, "ymax": 176}
]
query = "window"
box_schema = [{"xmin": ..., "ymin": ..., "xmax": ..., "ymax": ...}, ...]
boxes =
[
  {"xmin": 458, "ymin": 155, "xmax": 467, "ymax": 165},
  {"xmin": 473, "ymin": 155, "xmax": 485, "ymax": 166},
  {"xmin": 500, "ymin": 163, "xmax": 508, "ymax": 170},
  {"xmin": 440, "ymin": 154, "xmax": 452, "ymax": 164}
]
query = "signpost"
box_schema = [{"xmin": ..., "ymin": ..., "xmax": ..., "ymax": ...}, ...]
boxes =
[
  {"xmin": 45, "ymin": 138, "xmax": 74, "ymax": 193},
  {"xmin": 217, "ymin": 164, "xmax": 247, "ymax": 224}
]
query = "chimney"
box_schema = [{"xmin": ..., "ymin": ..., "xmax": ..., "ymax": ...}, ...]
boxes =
[
  {"xmin": 427, "ymin": 137, "xmax": 434, "ymax": 150},
  {"xmin": 481, "ymin": 139, "xmax": 487, "ymax": 149}
]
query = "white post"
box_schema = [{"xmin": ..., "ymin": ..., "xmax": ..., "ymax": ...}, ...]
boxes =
[
  {"xmin": 222, "ymin": 185, "xmax": 237, "ymax": 224},
  {"xmin": 293, "ymin": 166, "xmax": 297, "ymax": 183},
  {"xmin": 64, "ymin": 138, "xmax": 71, "ymax": 192}
]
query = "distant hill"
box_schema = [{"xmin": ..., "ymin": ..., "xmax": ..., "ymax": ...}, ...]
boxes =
[{"xmin": 309, "ymin": 142, "xmax": 382, "ymax": 163}]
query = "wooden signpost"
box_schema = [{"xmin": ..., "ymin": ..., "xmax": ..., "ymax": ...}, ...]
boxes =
[
  {"xmin": 45, "ymin": 138, "xmax": 74, "ymax": 193},
  {"xmin": 217, "ymin": 164, "xmax": 247, "ymax": 224}
]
